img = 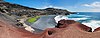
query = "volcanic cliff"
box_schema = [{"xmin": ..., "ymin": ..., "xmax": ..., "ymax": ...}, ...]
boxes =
[{"xmin": 1, "ymin": 18, "xmax": 100, "ymax": 38}]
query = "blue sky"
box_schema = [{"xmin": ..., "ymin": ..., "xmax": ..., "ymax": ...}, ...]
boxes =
[{"xmin": 4, "ymin": 0, "xmax": 100, "ymax": 12}]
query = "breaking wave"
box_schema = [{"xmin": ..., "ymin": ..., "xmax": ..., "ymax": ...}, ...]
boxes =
[
  {"xmin": 54, "ymin": 13, "xmax": 100, "ymax": 31},
  {"xmin": 54, "ymin": 15, "xmax": 68, "ymax": 23},
  {"xmin": 82, "ymin": 20, "xmax": 100, "ymax": 31}
]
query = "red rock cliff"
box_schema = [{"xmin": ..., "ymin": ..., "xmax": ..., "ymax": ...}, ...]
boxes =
[{"xmin": 0, "ymin": 19, "xmax": 100, "ymax": 38}]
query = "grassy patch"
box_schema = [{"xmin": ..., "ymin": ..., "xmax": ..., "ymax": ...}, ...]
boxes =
[{"xmin": 27, "ymin": 16, "xmax": 40, "ymax": 23}]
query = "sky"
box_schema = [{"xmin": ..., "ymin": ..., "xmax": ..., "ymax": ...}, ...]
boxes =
[{"xmin": 4, "ymin": 0, "xmax": 100, "ymax": 12}]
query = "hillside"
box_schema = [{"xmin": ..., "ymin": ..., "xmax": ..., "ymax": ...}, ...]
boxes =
[{"xmin": 0, "ymin": 1, "xmax": 74, "ymax": 17}]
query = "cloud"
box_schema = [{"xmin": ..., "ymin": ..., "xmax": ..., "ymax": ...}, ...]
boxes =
[
  {"xmin": 44, "ymin": 5, "xmax": 65, "ymax": 9},
  {"xmin": 83, "ymin": 2, "xmax": 100, "ymax": 8},
  {"xmin": 38, "ymin": 5, "xmax": 65, "ymax": 9},
  {"xmin": 80, "ymin": 2, "xmax": 100, "ymax": 12},
  {"xmin": 77, "ymin": 8, "xmax": 100, "ymax": 12},
  {"xmin": 43, "ymin": 5, "xmax": 53, "ymax": 8},
  {"xmin": 89, "ymin": 9, "xmax": 100, "ymax": 12}
]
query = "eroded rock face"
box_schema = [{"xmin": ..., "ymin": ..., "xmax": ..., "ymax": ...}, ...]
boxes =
[
  {"xmin": 56, "ymin": 19, "xmax": 92, "ymax": 32},
  {"xmin": 1, "ymin": 19, "xmax": 100, "ymax": 38},
  {"xmin": 0, "ymin": 18, "xmax": 47, "ymax": 38},
  {"xmin": 94, "ymin": 27, "xmax": 100, "ymax": 32},
  {"xmin": 56, "ymin": 19, "xmax": 76, "ymax": 28}
]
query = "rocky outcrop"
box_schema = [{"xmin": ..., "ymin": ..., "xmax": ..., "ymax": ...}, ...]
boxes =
[
  {"xmin": 0, "ymin": 19, "xmax": 40, "ymax": 38},
  {"xmin": 94, "ymin": 27, "xmax": 100, "ymax": 32},
  {"xmin": 56, "ymin": 19, "xmax": 92, "ymax": 32}
]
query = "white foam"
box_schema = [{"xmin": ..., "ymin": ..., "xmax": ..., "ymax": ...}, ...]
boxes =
[
  {"xmin": 68, "ymin": 14, "xmax": 91, "ymax": 18},
  {"xmin": 54, "ymin": 15, "xmax": 90, "ymax": 23},
  {"xmin": 68, "ymin": 14, "xmax": 86, "ymax": 16},
  {"xmin": 54, "ymin": 15, "xmax": 67, "ymax": 23},
  {"xmin": 82, "ymin": 20, "xmax": 100, "ymax": 32},
  {"xmin": 67, "ymin": 18, "xmax": 90, "ymax": 21}
]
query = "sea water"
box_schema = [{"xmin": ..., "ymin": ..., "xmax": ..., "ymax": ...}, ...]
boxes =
[{"xmin": 66, "ymin": 12, "xmax": 100, "ymax": 31}]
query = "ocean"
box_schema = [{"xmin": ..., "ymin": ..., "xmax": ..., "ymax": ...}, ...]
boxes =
[{"xmin": 67, "ymin": 12, "xmax": 100, "ymax": 31}]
